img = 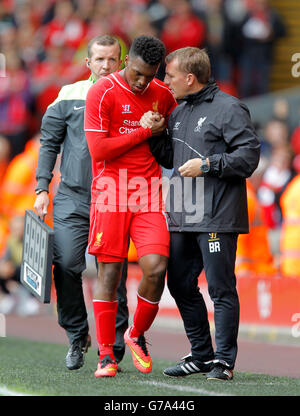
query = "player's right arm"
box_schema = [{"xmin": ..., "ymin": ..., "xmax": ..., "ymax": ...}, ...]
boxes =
[{"xmin": 84, "ymin": 79, "xmax": 164, "ymax": 162}]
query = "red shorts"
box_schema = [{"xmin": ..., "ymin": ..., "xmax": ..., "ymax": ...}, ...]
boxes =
[{"xmin": 88, "ymin": 204, "xmax": 170, "ymax": 262}]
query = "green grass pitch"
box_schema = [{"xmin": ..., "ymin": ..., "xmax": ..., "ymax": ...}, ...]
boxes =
[{"xmin": 0, "ymin": 337, "xmax": 299, "ymax": 397}]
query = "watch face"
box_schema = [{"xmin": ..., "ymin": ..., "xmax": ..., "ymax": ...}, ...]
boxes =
[{"xmin": 201, "ymin": 159, "xmax": 209, "ymax": 173}]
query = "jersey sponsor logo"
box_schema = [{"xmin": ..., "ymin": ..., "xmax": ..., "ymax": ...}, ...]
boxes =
[
  {"xmin": 119, "ymin": 126, "xmax": 139, "ymax": 134},
  {"xmin": 194, "ymin": 116, "xmax": 207, "ymax": 132},
  {"xmin": 208, "ymin": 233, "xmax": 220, "ymax": 253},
  {"xmin": 74, "ymin": 105, "xmax": 85, "ymax": 110},
  {"xmin": 94, "ymin": 232, "xmax": 103, "ymax": 247},
  {"xmin": 119, "ymin": 119, "xmax": 140, "ymax": 134},
  {"xmin": 122, "ymin": 104, "xmax": 132, "ymax": 114},
  {"xmin": 208, "ymin": 233, "xmax": 219, "ymax": 241}
]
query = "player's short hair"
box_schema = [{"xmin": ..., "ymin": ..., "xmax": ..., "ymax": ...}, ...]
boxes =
[
  {"xmin": 87, "ymin": 35, "xmax": 121, "ymax": 58},
  {"xmin": 129, "ymin": 35, "xmax": 165, "ymax": 66},
  {"xmin": 165, "ymin": 47, "xmax": 211, "ymax": 84}
]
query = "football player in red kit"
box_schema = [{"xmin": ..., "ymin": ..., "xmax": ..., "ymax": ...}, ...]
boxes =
[{"xmin": 84, "ymin": 35, "xmax": 177, "ymax": 377}]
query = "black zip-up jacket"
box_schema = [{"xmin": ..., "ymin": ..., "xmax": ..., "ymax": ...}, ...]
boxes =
[{"xmin": 149, "ymin": 81, "xmax": 260, "ymax": 233}]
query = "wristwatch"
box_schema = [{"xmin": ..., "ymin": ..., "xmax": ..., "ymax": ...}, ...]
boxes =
[
  {"xmin": 200, "ymin": 157, "xmax": 210, "ymax": 174},
  {"xmin": 35, "ymin": 189, "xmax": 48, "ymax": 195}
]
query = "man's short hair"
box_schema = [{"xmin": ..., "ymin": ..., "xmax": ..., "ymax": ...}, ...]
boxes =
[
  {"xmin": 165, "ymin": 47, "xmax": 211, "ymax": 84},
  {"xmin": 129, "ymin": 35, "xmax": 166, "ymax": 66},
  {"xmin": 87, "ymin": 35, "xmax": 121, "ymax": 58}
]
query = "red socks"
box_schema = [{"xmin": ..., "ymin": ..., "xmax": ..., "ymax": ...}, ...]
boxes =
[
  {"xmin": 93, "ymin": 295, "xmax": 159, "ymax": 357},
  {"xmin": 130, "ymin": 294, "xmax": 159, "ymax": 338},
  {"xmin": 93, "ymin": 300, "xmax": 117, "ymax": 361}
]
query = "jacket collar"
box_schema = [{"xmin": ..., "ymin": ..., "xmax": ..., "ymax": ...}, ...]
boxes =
[{"xmin": 183, "ymin": 79, "xmax": 219, "ymax": 104}]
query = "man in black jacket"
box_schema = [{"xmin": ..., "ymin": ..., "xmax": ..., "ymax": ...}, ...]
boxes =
[{"xmin": 145, "ymin": 47, "xmax": 260, "ymax": 380}]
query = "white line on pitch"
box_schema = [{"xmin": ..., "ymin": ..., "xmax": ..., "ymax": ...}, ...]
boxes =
[
  {"xmin": 0, "ymin": 385, "xmax": 33, "ymax": 396},
  {"xmin": 139, "ymin": 380, "xmax": 234, "ymax": 396}
]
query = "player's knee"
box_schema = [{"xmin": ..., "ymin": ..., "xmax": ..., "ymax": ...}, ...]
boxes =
[
  {"xmin": 145, "ymin": 256, "xmax": 167, "ymax": 279},
  {"xmin": 145, "ymin": 266, "xmax": 167, "ymax": 294},
  {"xmin": 98, "ymin": 263, "xmax": 123, "ymax": 298},
  {"xmin": 101, "ymin": 274, "xmax": 118, "ymax": 296}
]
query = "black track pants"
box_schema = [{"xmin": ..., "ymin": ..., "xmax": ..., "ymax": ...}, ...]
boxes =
[{"xmin": 167, "ymin": 231, "xmax": 239, "ymax": 369}]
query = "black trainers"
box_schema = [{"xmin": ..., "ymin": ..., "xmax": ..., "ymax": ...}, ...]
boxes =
[
  {"xmin": 206, "ymin": 360, "xmax": 233, "ymax": 381},
  {"xmin": 66, "ymin": 334, "xmax": 91, "ymax": 370},
  {"xmin": 163, "ymin": 354, "xmax": 213, "ymax": 377}
]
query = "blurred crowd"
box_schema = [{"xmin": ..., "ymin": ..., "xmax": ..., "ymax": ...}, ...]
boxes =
[{"xmin": 1, "ymin": 0, "xmax": 300, "ymax": 316}]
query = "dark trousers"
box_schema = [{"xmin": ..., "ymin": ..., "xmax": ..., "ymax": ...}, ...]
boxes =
[
  {"xmin": 167, "ymin": 232, "xmax": 239, "ymax": 369},
  {"xmin": 53, "ymin": 192, "xmax": 128, "ymax": 362}
]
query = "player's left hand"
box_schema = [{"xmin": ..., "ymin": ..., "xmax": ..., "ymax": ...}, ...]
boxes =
[{"xmin": 179, "ymin": 158, "xmax": 202, "ymax": 177}]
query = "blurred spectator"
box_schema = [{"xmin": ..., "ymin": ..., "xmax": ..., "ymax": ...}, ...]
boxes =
[
  {"xmin": 26, "ymin": 0, "xmax": 56, "ymax": 28},
  {"xmin": 219, "ymin": 0, "xmax": 249, "ymax": 87},
  {"xmin": 0, "ymin": 135, "xmax": 11, "ymax": 185},
  {"xmin": 0, "ymin": 214, "xmax": 40, "ymax": 315},
  {"xmin": 258, "ymin": 144, "xmax": 294, "ymax": 228},
  {"xmin": 260, "ymin": 117, "xmax": 290, "ymax": 158},
  {"xmin": 0, "ymin": 48, "xmax": 33, "ymax": 158},
  {"xmin": 158, "ymin": 0, "xmax": 206, "ymax": 80},
  {"xmin": 236, "ymin": 180, "xmax": 277, "ymax": 277},
  {"xmin": 31, "ymin": 43, "xmax": 87, "ymax": 115},
  {"xmin": 127, "ymin": 11, "xmax": 159, "ymax": 40},
  {"xmin": 74, "ymin": 0, "xmax": 97, "ymax": 24},
  {"xmin": 146, "ymin": 0, "xmax": 172, "ymax": 34},
  {"xmin": 0, "ymin": 136, "xmax": 11, "ymax": 256},
  {"xmin": 290, "ymin": 104, "xmax": 300, "ymax": 160},
  {"xmin": 0, "ymin": 134, "xmax": 59, "ymax": 227},
  {"xmin": 280, "ymin": 173, "xmax": 300, "ymax": 279},
  {"xmin": 42, "ymin": 0, "xmax": 87, "ymax": 54},
  {"xmin": 0, "ymin": 1, "xmax": 15, "ymax": 27},
  {"xmin": 290, "ymin": 107, "xmax": 300, "ymax": 179},
  {"xmin": 272, "ymin": 97, "xmax": 290, "ymax": 124},
  {"xmin": 257, "ymin": 144, "xmax": 295, "ymax": 263},
  {"xmin": 84, "ymin": 0, "xmax": 114, "ymax": 40},
  {"xmin": 257, "ymin": 118, "xmax": 293, "ymax": 231},
  {"xmin": 160, "ymin": 0, "xmax": 206, "ymax": 54},
  {"xmin": 16, "ymin": 22, "xmax": 43, "ymax": 72},
  {"xmin": 0, "ymin": 216, "xmax": 9, "ymax": 258},
  {"xmin": 201, "ymin": 0, "xmax": 232, "ymax": 83},
  {"xmin": 236, "ymin": 0, "xmax": 286, "ymax": 98}
]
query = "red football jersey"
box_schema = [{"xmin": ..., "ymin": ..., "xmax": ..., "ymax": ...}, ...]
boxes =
[{"xmin": 84, "ymin": 71, "xmax": 177, "ymax": 211}]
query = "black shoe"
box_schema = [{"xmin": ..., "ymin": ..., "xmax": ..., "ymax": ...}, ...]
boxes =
[
  {"xmin": 206, "ymin": 360, "xmax": 233, "ymax": 381},
  {"xmin": 66, "ymin": 334, "xmax": 91, "ymax": 370},
  {"xmin": 163, "ymin": 354, "xmax": 213, "ymax": 377}
]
